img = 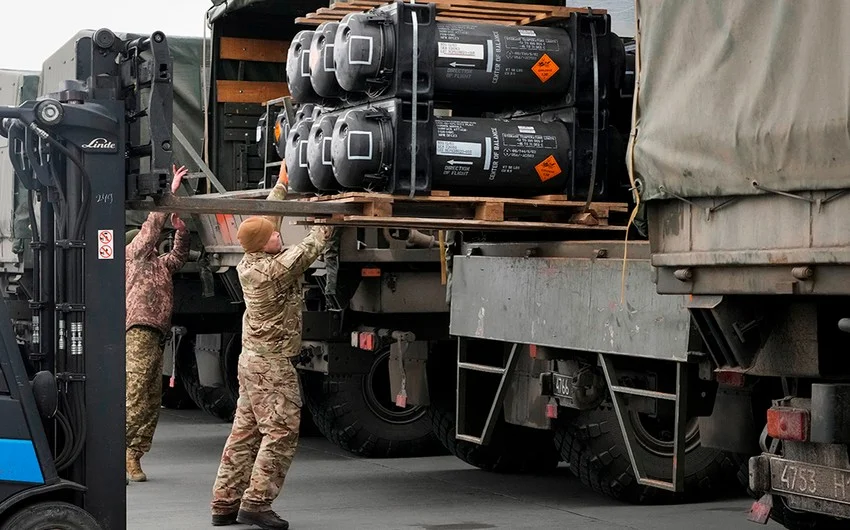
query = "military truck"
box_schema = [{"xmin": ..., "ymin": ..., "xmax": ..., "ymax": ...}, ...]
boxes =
[
  {"xmin": 630, "ymin": 2, "xmax": 850, "ymax": 528},
  {"xmin": 436, "ymin": 1, "xmax": 850, "ymax": 526}
]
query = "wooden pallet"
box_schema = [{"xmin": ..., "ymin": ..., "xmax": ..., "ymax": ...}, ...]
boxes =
[
  {"xmin": 298, "ymin": 191, "xmax": 630, "ymax": 231},
  {"xmin": 296, "ymin": 1, "xmax": 605, "ymax": 27}
]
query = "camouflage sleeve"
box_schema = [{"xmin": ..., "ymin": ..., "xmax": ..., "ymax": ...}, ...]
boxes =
[
  {"xmin": 263, "ymin": 181, "xmax": 288, "ymax": 232},
  {"xmin": 162, "ymin": 228, "xmax": 190, "ymax": 272},
  {"xmin": 126, "ymin": 212, "xmax": 167, "ymax": 260},
  {"xmin": 270, "ymin": 225, "xmax": 336, "ymax": 279}
]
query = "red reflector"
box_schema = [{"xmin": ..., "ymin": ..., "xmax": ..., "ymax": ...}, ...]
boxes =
[
  {"xmin": 529, "ymin": 345, "xmax": 538, "ymax": 359},
  {"xmin": 747, "ymin": 497, "xmax": 772, "ymax": 524},
  {"xmin": 546, "ymin": 402, "xmax": 558, "ymax": 419},
  {"xmin": 716, "ymin": 370, "xmax": 746, "ymax": 387},
  {"xmin": 361, "ymin": 267, "xmax": 381, "ymax": 278},
  {"xmin": 767, "ymin": 407, "xmax": 810, "ymax": 442},
  {"xmin": 358, "ymin": 332, "xmax": 376, "ymax": 351}
]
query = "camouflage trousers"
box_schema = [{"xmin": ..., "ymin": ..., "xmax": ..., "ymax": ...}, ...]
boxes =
[
  {"xmin": 126, "ymin": 326, "xmax": 164, "ymax": 457},
  {"xmin": 211, "ymin": 350, "xmax": 302, "ymax": 514}
]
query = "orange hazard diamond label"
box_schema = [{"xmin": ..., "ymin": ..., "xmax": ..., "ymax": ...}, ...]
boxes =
[
  {"xmin": 535, "ymin": 155, "xmax": 562, "ymax": 182},
  {"xmin": 531, "ymin": 53, "xmax": 560, "ymax": 83}
]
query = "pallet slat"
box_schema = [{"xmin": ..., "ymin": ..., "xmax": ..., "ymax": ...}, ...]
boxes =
[
  {"xmin": 306, "ymin": 191, "xmax": 628, "ymax": 210},
  {"xmin": 219, "ymin": 37, "xmax": 290, "ymax": 63},
  {"xmin": 216, "ymin": 80, "xmax": 290, "ymax": 104},
  {"xmin": 298, "ymin": 1, "xmax": 606, "ymax": 26},
  {"xmin": 307, "ymin": 215, "xmax": 627, "ymax": 231}
]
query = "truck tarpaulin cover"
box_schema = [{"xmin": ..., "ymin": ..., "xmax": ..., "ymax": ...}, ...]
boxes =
[
  {"xmin": 631, "ymin": 0, "xmax": 850, "ymax": 202},
  {"xmin": 207, "ymin": 0, "xmax": 327, "ymax": 22},
  {"xmin": 0, "ymin": 70, "xmax": 39, "ymax": 262}
]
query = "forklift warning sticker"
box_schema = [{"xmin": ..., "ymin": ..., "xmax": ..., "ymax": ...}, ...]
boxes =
[
  {"xmin": 98, "ymin": 230, "xmax": 114, "ymax": 260},
  {"xmin": 531, "ymin": 54, "xmax": 560, "ymax": 83},
  {"xmin": 535, "ymin": 155, "xmax": 562, "ymax": 182}
]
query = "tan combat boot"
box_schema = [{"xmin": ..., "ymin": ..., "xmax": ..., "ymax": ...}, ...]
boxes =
[{"xmin": 126, "ymin": 450, "xmax": 147, "ymax": 482}]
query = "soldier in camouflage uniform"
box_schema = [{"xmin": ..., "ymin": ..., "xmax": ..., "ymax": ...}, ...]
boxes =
[
  {"xmin": 125, "ymin": 165, "xmax": 190, "ymax": 482},
  {"xmin": 211, "ymin": 167, "xmax": 334, "ymax": 529}
]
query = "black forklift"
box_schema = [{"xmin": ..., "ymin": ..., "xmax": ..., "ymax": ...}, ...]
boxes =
[{"xmin": 0, "ymin": 29, "xmax": 174, "ymax": 529}]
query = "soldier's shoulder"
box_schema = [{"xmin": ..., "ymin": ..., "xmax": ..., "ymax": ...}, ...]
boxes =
[{"xmin": 238, "ymin": 254, "xmax": 276, "ymax": 282}]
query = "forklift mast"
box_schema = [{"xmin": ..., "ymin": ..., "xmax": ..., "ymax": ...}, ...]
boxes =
[{"xmin": 0, "ymin": 29, "xmax": 173, "ymax": 530}]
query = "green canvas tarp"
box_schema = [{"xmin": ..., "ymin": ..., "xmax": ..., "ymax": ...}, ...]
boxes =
[
  {"xmin": 0, "ymin": 69, "xmax": 40, "ymax": 266},
  {"xmin": 207, "ymin": 0, "xmax": 327, "ymax": 22},
  {"xmin": 631, "ymin": 0, "xmax": 850, "ymax": 201}
]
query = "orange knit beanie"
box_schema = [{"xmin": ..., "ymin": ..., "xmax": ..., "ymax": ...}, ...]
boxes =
[{"xmin": 237, "ymin": 216, "xmax": 275, "ymax": 252}]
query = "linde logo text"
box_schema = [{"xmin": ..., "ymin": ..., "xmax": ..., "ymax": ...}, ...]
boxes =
[{"xmin": 81, "ymin": 138, "xmax": 117, "ymax": 150}]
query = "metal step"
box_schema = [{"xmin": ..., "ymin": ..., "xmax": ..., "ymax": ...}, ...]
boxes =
[
  {"xmin": 458, "ymin": 361, "xmax": 507, "ymax": 374},
  {"xmin": 599, "ymin": 354, "xmax": 688, "ymax": 493},
  {"xmin": 455, "ymin": 341, "xmax": 520, "ymax": 446},
  {"xmin": 607, "ymin": 385, "xmax": 677, "ymax": 401}
]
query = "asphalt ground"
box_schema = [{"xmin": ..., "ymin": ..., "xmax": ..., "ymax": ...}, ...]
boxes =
[{"xmin": 127, "ymin": 409, "xmax": 780, "ymax": 530}]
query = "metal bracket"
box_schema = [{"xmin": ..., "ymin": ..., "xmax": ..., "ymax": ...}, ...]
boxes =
[
  {"xmin": 599, "ymin": 353, "xmax": 688, "ymax": 493},
  {"xmin": 173, "ymin": 125, "xmax": 227, "ymax": 194},
  {"xmin": 55, "ymin": 304, "xmax": 86, "ymax": 313},
  {"xmin": 751, "ymin": 181, "xmax": 814, "ymax": 203}
]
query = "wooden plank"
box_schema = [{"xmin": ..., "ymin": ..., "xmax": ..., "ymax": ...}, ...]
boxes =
[
  {"xmin": 126, "ymin": 194, "xmax": 360, "ymax": 216},
  {"xmin": 303, "ymin": 191, "xmax": 628, "ymax": 210},
  {"xmin": 313, "ymin": 0, "xmax": 607, "ymax": 27},
  {"xmin": 475, "ymin": 202, "xmax": 505, "ymax": 221},
  {"xmin": 308, "ymin": 215, "xmax": 627, "ymax": 231},
  {"xmin": 530, "ymin": 194, "xmax": 570, "ymax": 201},
  {"xmin": 306, "ymin": 13, "xmax": 345, "ymax": 19},
  {"xmin": 330, "ymin": 0, "xmax": 605, "ymax": 15},
  {"xmin": 219, "ymin": 37, "xmax": 290, "ymax": 63},
  {"xmin": 316, "ymin": 5, "xmax": 365, "ymax": 13},
  {"xmin": 363, "ymin": 200, "xmax": 393, "ymax": 217},
  {"xmin": 216, "ymin": 80, "xmax": 289, "ymax": 104},
  {"xmin": 297, "ymin": 15, "xmax": 344, "ymax": 24},
  {"xmin": 437, "ymin": 1, "xmax": 605, "ymax": 15},
  {"xmin": 295, "ymin": 17, "xmax": 326, "ymax": 25},
  {"xmin": 569, "ymin": 211, "xmax": 600, "ymax": 226}
]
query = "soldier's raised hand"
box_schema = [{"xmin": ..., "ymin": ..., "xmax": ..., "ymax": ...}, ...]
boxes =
[
  {"xmin": 171, "ymin": 164, "xmax": 189, "ymax": 194},
  {"xmin": 171, "ymin": 213, "xmax": 187, "ymax": 232}
]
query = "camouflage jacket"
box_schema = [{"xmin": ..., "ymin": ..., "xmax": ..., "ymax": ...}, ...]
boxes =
[
  {"xmin": 126, "ymin": 212, "xmax": 189, "ymax": 335},
  {"xmin": 238, "ymin": 183, "xmax": 334, "ymax": 356}
]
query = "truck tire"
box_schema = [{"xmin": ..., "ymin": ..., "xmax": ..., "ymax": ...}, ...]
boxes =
[
  {"xmin": 428, "ymin": 394, "xmax": 560, "ymax": 474},
  {"xmin": 178, "ymin": 336, "xmax": 236, "ymax": 422},
  {"xmin": 302, "ymin": 348, "xmax": 441, "ymax": 458},
  {"xmin": 557, "ymin": 405, "xmax": 738, "ymax": 504},
  {"xmin": 0, "ymin": 501, "xmax": 100, "ymax": 530}
]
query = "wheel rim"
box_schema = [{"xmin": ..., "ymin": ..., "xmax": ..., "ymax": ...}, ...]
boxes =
[
  {"xmin": 362, "ymin": 348, "xmax": 427, "ymax": 425},
  {"xmin": 629, "ymin": 410, "xmax": 702, "ymax": 457}
]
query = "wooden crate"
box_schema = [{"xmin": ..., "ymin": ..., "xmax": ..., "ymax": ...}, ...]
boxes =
[{"xmin": 296, "ymin": 0, "xmax": 605, "ymax": 26}]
